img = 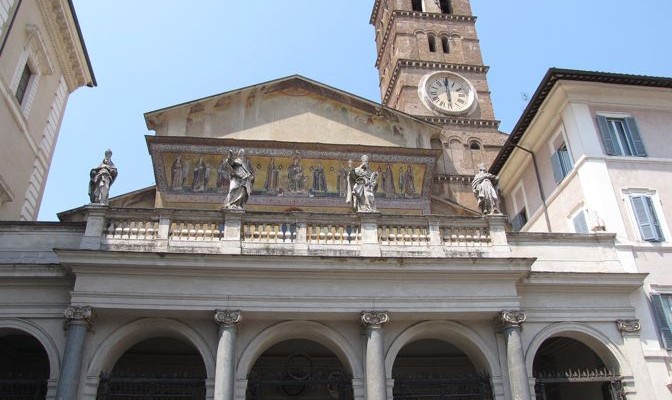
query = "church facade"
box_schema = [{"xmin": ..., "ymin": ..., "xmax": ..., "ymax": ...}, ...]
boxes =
[{"xmin": 0, "ymin": 1, "xmax": 670, "ymax": 400}]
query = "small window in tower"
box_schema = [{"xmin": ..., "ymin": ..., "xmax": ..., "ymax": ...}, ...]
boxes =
[
  {"xmin": 411, "ymin": 0, "xmax": 423, "ymax": 12},
  {"xmin": 15, "ymin": 63, "xmax": 33, "ymax": 105},
  {"xmin": 439, "ymin": 0, "xmax": 452, "ymax": 14},
  {"xmin": 441, "ymin": 36, "xmax": 450, "ymax": 53},
  {"xmin": 428, "ymin": 34, "xmax": 437, "ymax": 53},
  {"xmin": 470, "ymin": 141, "xmax": 481, "ymax": 150}
]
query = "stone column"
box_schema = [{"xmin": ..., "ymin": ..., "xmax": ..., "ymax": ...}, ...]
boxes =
[
  {"xmin": 361, "ymin": 311, "xmax": 389, "ymax": 400},
  {"xmin": 214, "ymin": 310, "xmax": 241, "ymax": 400},
  {"xmin": 55, "ymin": 306, "xmax": 96, "ymax": 400},
  {"xmin": 496, "ymin": 310, "xmax": 531, "ymax": 400}
]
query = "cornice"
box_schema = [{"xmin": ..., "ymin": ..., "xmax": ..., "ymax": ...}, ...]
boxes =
[
  {"xmin": 37, "ymin": 0, "xmax": 95, "ymax": 91},
  {"xmin": 383, "ymin": 59, "xmax": 489, "ymax": 105},
  {"xmin": 375, "ymin": 10, "xmax": 477, "ymax": 67},
  {"xmin": 420, "ymin": 116, "xmax": 500, "ymax": 129}
]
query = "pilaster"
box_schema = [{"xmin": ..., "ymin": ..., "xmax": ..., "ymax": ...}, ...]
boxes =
[{"xmin": 616, "ymin": 319, "xmax": 655, "ymax": 400}]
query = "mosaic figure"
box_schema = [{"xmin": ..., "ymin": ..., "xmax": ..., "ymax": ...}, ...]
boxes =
[
  {"xmin": 381, "ymin": 163, "xmax": 396, "ymax": 198},
  {"xmin": 171, "ymin": 155, "xmax": 185, "ymax": 190},
  {"xmin": 264, "ymin": 158, "xmax": 280, "ymax": 193},
  {"xmin": 287, "ymin": 157, "xmax": 307, "ymax": 193},
  {"xmin": 217, "ymin": 157, "xmax": 231, "ymax": 193},
  {"xmin": 192, "ymin": 156, "xmax": 210, "ymax": 192},
  {"xmin": 311, "ymin": 163, "xmax": 327, "ymax": 194},
  {"xmin": 403, "ymin": 165, "xmax": 416, "ymax": 198}
]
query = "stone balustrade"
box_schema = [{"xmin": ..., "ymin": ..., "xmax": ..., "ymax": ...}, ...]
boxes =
[{"xmin": 81, "ymin": 206, "xmax": 509, "ymax": 256}]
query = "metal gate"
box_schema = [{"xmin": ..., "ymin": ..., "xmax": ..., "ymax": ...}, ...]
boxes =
[
  {"xmin": 247, "ymin": 375, "xmax": 353, "ymax": 400},
  {"xmin": 393, "ymin": 375, "xmax": 493, "ymax": 400},
  {"xmin": 534, "ymin": 369, "xmax": 626, "ymax": 400},
  {"xmin": 0, "ymin": 375, "xmax": 47, "ymax": 400},
  {"xmin": 96, "ymin": 373, "xmax": 206, "ymax": 400}
]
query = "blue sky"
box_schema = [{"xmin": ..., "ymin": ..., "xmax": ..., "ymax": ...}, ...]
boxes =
[{"xmin": 38, "ymin": 0, "xmax": 672, "ymax": 220}]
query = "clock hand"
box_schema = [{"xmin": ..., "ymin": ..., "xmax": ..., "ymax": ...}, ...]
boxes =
[{"xmin": 444, "ymin": 78, "xmax": 452, "ymax": 105}]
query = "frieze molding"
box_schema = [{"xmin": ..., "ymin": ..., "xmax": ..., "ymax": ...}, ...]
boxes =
[
  {"xmin": 215, "ymin": 309, "xmax": 242, "ymax": 328},
  {"xmin": 361, "ymin": 311, "xmax": 389, "ymax": 329},
  {"xmin": 616, "ymin": 319, "xmax": 640, "ymax": 333},
  {"xmin": 64, "ymin": 306, "xmax": 96, "ymax": 329},
  {"xmin": 496, "ymin": 310, "xmax": 526, "ymax": 329}
]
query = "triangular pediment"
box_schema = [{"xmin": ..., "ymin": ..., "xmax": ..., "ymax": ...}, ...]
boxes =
[{"xmin": 144, "ymin": 75, "xmax": 441, "ymax": 147}]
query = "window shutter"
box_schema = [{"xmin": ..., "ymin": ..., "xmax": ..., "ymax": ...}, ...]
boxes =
[
  {"xmin": 625, "ymin": 117, "xmax": 647, "ymax": 157},
  {"xmin": 550, "ymin": 151, "xmax": 564, "ymax": 183},
  {"xmin": 573, "ymin": 211, "xmax": 589, "ymax": 234},
  {"xmin": 651, "ymin": 294, "xmax": 672, "ymax": 350},
  {"xmin": 596, "ymin": 115, "xmax": 617, "ymax": 155},
  {"xmin": 558, "ymin": 148, "xmax": 573, "ymax": 175},
  {"xmin": 631, "ymin": 195, "xmax": 656, "ymax": 241},
  {"xmin": 645, "ymin": 196, "xmax": 664, "ymax": 241}
]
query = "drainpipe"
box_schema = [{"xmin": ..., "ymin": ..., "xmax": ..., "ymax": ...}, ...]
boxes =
[
  {"xmin": 514, "ymin": 144, "xmax": 552, "ymax": 233},
  {"xmin": 0, "ymin": 0, "xmax": 23, "ymax": 57}
]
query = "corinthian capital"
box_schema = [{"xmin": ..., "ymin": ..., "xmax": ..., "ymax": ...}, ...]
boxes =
[
  {"xmin": 496, "ymin": 310, "xmax": 527, "ymax": 329},
  {"xmin": 214, "ymin": 309, "xmax": 241, "ymax": 328},
  {"xmin": 64, "ymin": 306, "xmax": 96, "ymax": 329},
  {"xmin": 361, "ymin": 311, "xmax": 389, "ymax": 329},
  {"xmin": 616, "ymin": 319, "xmax": 641, "ymax": 333}
]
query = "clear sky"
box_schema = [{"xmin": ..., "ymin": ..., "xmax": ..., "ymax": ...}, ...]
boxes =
[{"xmin": 38, "ymin": 0, "xmax": 672, "ymax": 220}]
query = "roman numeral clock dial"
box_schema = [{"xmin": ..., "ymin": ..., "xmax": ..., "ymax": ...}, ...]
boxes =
[{"xmin": 418, "ymin": 72, "xmax": 477, "ymax": 116}]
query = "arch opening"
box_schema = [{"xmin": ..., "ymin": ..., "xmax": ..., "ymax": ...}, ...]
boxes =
[
  {"xmin": 428, "ymin": 34, "xmax": 437, "ymax": 53},
  {"xmin": 0, "ymin": 333, "xmax": 49, "ymax": 399},
  {"xmin": 532, "ymin": 337, "xmax": 624, "ymax": 400},
  {"xmin": 392, "ymin": 339, "xmax": 493, "ymax": 400},
  {"xmin": 246, "ymin": 339, "xmax": 353, "ymax": 400},
  {"xmin": 439, "ymin": 0, "xmax": 452, "ymax": 14},
  {"xmin": 96, "ymin": 336, "xmax": 207, "ymax": 400}
]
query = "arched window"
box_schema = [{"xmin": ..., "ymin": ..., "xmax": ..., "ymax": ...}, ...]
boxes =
[
  {"xmin": 428, "ymin": 34, "xmax": 437, "ymax": 53},
  {"xmin": 469, "ymin": 141, "xmax": 481, "ymax": 150},
  {"xmin": 441, "ymin": 36, "xmax": 450, "ymax": 53},
  {"xmin": 411, "ymin": 0, "xmax": 423, "ymax": 12},
  {"xmin": 439, "ymin": 0, "xmax": 452, "ymax": 14}
]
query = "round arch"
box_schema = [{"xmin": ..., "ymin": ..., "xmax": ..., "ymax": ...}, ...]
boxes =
[
  {"xmin": 0, "ymin": 318, "xmax": 61, "ymax": 381},
  {"xmin": 385, "ymin": 321, "xmax": 501, "ymax": 379},
  {"xmin": 524, "ymin": 322, "xmax": 630, "ymax": 377},
  {"xmin": 86, "ymin": 318, "xmax": 215, "ymax": 379},
  {"xmin": 236, "ymin": 321, "xmax": 362, "ymax": 380}
]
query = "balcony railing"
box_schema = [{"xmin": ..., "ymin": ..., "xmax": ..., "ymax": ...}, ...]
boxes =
[{"xmin": 80, "ymin": 206, "xmax": 509, "ymax": 257}]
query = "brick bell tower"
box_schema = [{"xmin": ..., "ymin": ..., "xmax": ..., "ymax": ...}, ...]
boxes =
[{"xmin": 370, "ymin": 0, "xmax": 506, "ymax": 210}]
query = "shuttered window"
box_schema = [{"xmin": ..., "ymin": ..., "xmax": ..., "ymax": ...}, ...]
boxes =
[
  {"xmin": 551, "ymin": 143, "xmax": 573, "ymax": 184},
  {"xmin": 631, "ymin": 195, "xmax": 664, "ymax": 242},
  {"xmin": 651, "ymin": 294, "xmax": 672, "ymax": 350},
  {"xmin": 596, "ymin": 115, "xmax": 647, "ymax": 157},
  {"xmin": 572, "ymin": 211, "xmax": 589, "ymax": 234},
  {"xmin": 411, "ymin": 0, "xmax": 423, "ymax": 12},
  {"xmin": 15, "ymin": 63, "xmax": 32, "ymax": 105},
  {"xmin": 511, "ymin": 208, "xmax": 527, "ymax": 232}
]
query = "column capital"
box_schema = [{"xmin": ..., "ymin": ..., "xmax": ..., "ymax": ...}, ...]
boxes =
[
  {"xmin": 361, "ymin": 311, "xmax": 389, "ymax": 329},
  {"xmin": 215, "ymin": 309, "xmax": 242, "ymax": 328},
  {"xmin": 496, "ymin": 310, "xmax": 527, "ymax": 329},
  {"xmin": 616, "ymin": 319, "xmax": 641, "ymax": 334},
  {"xmin": 64, "ymin": 306, "xmax": 96, "ymax": 330}
]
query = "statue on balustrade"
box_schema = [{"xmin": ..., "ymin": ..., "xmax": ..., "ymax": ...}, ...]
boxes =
[
  {"xmin": 88, "ymin": 149, "xmax": 118, "ymax": 205},
  {"xmin": 472, "ymin": 163, "xmax": 501, "ymax": 215},
  {"xmin": 346, "ymin": 155, "xmax": 379, "ymax": 213},
  {"xmin": 223, "ymin": 149, "xmax": 255, "ymax": 210}
]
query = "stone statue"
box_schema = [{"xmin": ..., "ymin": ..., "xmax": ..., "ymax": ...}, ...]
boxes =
[
  {"xmin": 171, "ymin": 155, "xmax": 185, "ymax": 190},
  {"xmin": 472, "ymin": 163, "xmax": 500, "ymax": 215},
  {"xmin": 346, "ymin": 155, "xmax": 379, "ymax": 212},
  {"xmin": 311, "ymin": 163, "xmax": 327, "ymax": 194},
  {"xmin": 287, "ymin": 157, "xmax": 306, "ymax": 193},
  {"xmin": 88, "ymin": 149, "xmax": 117, "ymax": 205},
  {"xmin": 223, "ymin": 149, "xmax": 255, "ymax": 210}
]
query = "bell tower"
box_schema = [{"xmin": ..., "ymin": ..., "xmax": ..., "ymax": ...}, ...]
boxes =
[{"xmin": 370, "ymin": 0, "xmax": 505, "ymax": 197}]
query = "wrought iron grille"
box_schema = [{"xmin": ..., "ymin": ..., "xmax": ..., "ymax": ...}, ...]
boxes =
[
  {"xmin": 393, "ymin": 375, "xmax": 493, "ymax": 400},
  {"xmin": 96, "ymin": 373, "xmax": 206, "ymax": 400},
  {"xmin": 0, "ymin": 374, "xmax": 47, "ymax": 400},
  {"xmin": 247, "ymin": 376, "xmax": 353, "ymax": 400},
  {"xmin": 534, "ymin": 368, "xmax": 626, "ymax": 400}
]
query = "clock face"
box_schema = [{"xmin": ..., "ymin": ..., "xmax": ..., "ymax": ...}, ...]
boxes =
[{"xmin": 418, "ymin": 72, "xmax": 476, "ymax": 115}]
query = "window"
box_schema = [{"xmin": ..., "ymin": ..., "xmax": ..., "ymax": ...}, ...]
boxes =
[
  {"xmin": 572, "ymin": 210, "xmax": 589, "ymax": 234},
  {"xmin": 651, "ymin": 293, "xmax": 672, "ymax": 350},
  {"xmin": 630, "ymin": 194, "xmax": 664, "ymax": 242},
  {"xmin": 441, "ymin": 36, "xmax": 450, "ymax": 53},
  {"xmin": 439, "ymin": 0, "xmax": 452, "ymax": 13},
  {"xmin": 596, "ymin": 115, "xmax": 647, "ymax": 157},
  {"xmin": 411, "ymin": 0, "xmax": 423, "ymax": 12},
  {"xmin": 428, "ymin": 34, "xmax": 436, "ymax": 52},
  {"xmin": 550, "ymin": 143, "xmax": 573, "ymax": 183},
  {"xmin": 511, "ymin": 208, "xmax": 528, "ymax": 232},
  {"xmin": 15, "ymin": 63, "xmax": 33, "ymax": 105}
]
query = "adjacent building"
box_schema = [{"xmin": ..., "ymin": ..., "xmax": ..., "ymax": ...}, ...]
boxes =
[{"xmin": 0, "ymin": 0, "xmax": 95, "ymax": 221}]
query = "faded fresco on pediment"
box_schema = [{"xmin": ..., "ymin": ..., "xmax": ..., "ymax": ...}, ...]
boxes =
[{"xmin": 149, "ymin": 138, "xmax": 438, "ymax": 214}]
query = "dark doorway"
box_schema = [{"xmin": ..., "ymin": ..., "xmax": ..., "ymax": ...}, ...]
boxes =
[{"xmin": 0, "ymin": 333, "xmax": 49, "ymax": 400}]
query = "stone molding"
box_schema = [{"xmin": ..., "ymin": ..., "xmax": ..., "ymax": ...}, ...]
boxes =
[
  {"xmin": 64, "ymin": 306, "xmax": 96, "ymax": 329},
  {"xmin": 616, "ymin": 319, "xmax": 641, "ymax": 333},
  {"xmin": 215, "ymin": 309, "xmax": 242, "ymax": 328},
  {"xmin": 361, "ymin": 311, "xmax": 389, "ymax": 329},
  {"xmin": 496, "ymin": 310, "xmax": 526, "ymax": 329}
]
